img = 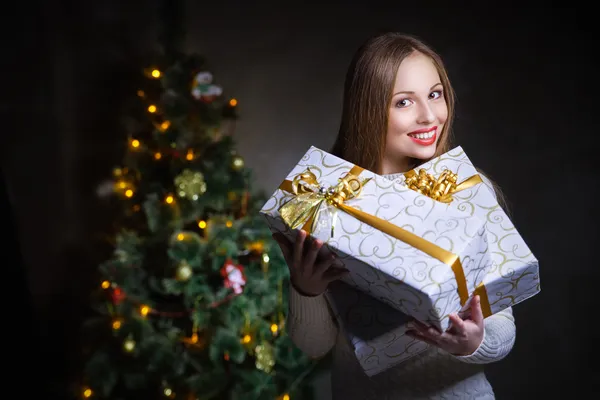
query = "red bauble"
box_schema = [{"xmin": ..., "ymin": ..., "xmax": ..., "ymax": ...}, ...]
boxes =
[{"xmin": 111, "ymin": 287, "xmax": 126, "ymax": 304}]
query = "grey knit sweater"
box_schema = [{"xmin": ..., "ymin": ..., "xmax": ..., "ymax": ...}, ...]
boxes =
[{"xmin": 287, "ymin": 172, "xmax": 516, "ymax": 400}]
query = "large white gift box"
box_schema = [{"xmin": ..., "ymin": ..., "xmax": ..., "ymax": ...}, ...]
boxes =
[
  {"xmin": 260, "ymin": 145, "xmax": 541, "ymax": 376},
  {"xmin": 261, "ymin": 146, "xmax": 498, "ymax": 332}
]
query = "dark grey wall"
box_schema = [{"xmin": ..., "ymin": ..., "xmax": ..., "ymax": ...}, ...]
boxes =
[{"xmin": 3, "ymin": 1, "xmax": 595, "ymax": 398}]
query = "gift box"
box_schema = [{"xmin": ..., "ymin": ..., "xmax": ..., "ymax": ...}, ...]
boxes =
[
  {"xmin": 260, "ymin": 145, "xmax": 495, "ymax": 332},
  {"xmin": 325, "ymin": 280, "xmax": 430, "ymax": 376},
  {"xmin": 394, "ymin": 146, "xmax": 541, "ymax": 320}
]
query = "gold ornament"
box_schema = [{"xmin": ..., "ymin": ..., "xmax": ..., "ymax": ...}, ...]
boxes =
[
  {"xmin": 254, "ymin": 341, "xmax": 275, "ymax": 373},
  {"xmin": 231, "ymin": 155, "xmax": 244, "ymax": 171},
  {"xmin": 174, "ymin": 169, "xmax": 207, "ymax": 201},
  {"xmin": 176, "ymin": 261, "xmax": 193, "ymax": 281},
  {"xmin": 123, "ymin": 337, "xmax": 136, "ymax": 352}
]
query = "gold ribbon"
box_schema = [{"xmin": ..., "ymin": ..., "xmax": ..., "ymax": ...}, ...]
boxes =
[
  {"xmin": 403, "ymin": 168, "xmax": 482, "ymax": 203},
  {"xmin": 278, "ymin": 166, "xmax": 491, "ymax": 316},
  {"xmin": 278, "ymin": 165, "xmax": 369, "ymax": 236}
]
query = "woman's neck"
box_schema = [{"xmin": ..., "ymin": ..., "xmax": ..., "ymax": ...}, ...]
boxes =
[{"xmin": 380, "ymin": 156, "xmax": 412, "ymax": 176}]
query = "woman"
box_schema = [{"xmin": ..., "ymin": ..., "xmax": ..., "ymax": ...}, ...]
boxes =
[{"xmin": 273, "ymin": 32, "xmax": 515, "ymax": 399}]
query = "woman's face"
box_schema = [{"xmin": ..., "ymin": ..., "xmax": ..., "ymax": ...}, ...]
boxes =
[{"xmin": 383, "ymin": 51, "xmax": 448, "ymax": 174}]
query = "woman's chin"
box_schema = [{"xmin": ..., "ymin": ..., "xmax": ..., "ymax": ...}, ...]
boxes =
[{"xmin": 408, "ymin": 144, "xmax": 437, "ymax": 161}]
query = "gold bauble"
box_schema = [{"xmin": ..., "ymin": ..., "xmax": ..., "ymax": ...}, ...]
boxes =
[
  {"xmin": 254, "ymin": 341, "xmax": 275, "ymax": 373},
  {"xmin": 176, "ymin": 262, "xmax": 193, "ymax": 281},
  {"xmin": 174, "ymin": 169, "xmax": 207, "ymax": 201}
]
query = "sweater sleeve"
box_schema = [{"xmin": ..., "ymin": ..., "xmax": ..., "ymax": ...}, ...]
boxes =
[
  {"xmin": 453, "ymin": 306, "xmax": 516, "ymax": 364},
  {"xmin": 286, "ymin": 283, "xmax": 338, "ymax": 359}
]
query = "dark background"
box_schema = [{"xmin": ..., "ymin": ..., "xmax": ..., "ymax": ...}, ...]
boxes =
[{"xmin": 3, "ymin": 1, "xmax": 597, "ymax": 398}]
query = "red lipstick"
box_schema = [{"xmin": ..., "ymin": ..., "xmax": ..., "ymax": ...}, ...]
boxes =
[{"xmin": 407, "ymin": 126, "xmax": 437, "ymax": 146}]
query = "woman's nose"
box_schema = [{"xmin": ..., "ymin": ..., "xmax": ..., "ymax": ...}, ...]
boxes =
[{"xmin": 416, "ymin": 103, "xmax": 436, "ymax": 125}]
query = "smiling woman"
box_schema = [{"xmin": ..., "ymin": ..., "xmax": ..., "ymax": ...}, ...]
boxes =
[{"xmin": 273, "ymin": 32, "xmax": 517, "ymax": 400}]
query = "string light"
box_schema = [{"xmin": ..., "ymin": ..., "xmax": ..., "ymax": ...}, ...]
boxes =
[
  {"xmin": 229, "ymin": 98, "xmax": 238, "ymax": 107},
  {"xmin": 186, "ymin": 149, "xmax": 194, "ymax": 160},
  {"xmin": 270, "ymin": 323, "xmax": 278, "ymax": 334},
  {"xmin": 130, "ymin": 139, "xmax": 140, "ymax": 149},
  {"xmin": 241, "ymin": 334, "xmax": 252, "ymax": 344},
  {"xmin": 140, "ymin": 305, "xmax": 150, "ymax": 317},
  {"xmin": 82, "ymin": 387, "xmax": 93, "ymax": 398},
  {"xmin": 151, "ymin": 69, "xmax": 161, "ymax": 78},
  {"xmin": 125, "ymin": 189, "xmax": 134, "ymax": 198},
  {"xmin": 226, "ymin": 221, "xmax": 233, "ymax": 228},
  {"xmin": 123, "ymin": 337, "xmax": 136, "ymax": 352},
  {"xmin": 165, "ymin": 195, "xmax": 174, "ymax": 204},
  {"xmin": 137, "ymin": 90, "xmax": 145, "ymax": 98},
  {"xmin": 154, "ymin": 152, "xmax": 162, "ymax": 160},
  {"xmin": 159, "ymin": 121, "xmax": 170, "ymax": 131},
  {"xmin": 177, "ymin": 233, "xmax": 185, "ymax": 241},
  {"xmin": 148, "ymin": 105, "xmax": 157, "ymax": 113},
  {"xmin": 187, "ymin": 333, "xmax": 199, "ymax": 344},
  {"xmin": 112, "ymin": 319, "xmax": 122, "ymax": 331},
  {"xmin": 101, "ymin": 281, "xmax": 110, "ymax": 289},
  {"xmin": 198, "ymin": 220, "xmax": 207, "ymax": 229},
  {"xmin": 282, "ymin": 395, "xmax": 290, "ymax": 400}
]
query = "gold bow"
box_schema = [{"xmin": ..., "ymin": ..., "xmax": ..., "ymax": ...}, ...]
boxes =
[
  {"xmin": 278, "ymin": 166, "xmax": 371, "ymax": 236},
  {"xmin": 403, "ymin": 168, "xmax": 482, "ymax": 203}
]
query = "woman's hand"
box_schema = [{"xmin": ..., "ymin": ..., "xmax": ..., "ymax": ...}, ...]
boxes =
[
  {"xmin": 272, "ymin": 230, "xmax": 349, "ymax": 297},
  {"xmin": 406, "ymin": 295, "xmax": 485, "ymax": 356}
]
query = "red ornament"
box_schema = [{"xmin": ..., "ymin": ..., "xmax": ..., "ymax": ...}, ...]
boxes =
[
  {"xmin": 220, "ymin": 259, "xmax": 246, "ymax": 295},
  {"xmin": 111, "ymin": 287, "xmax": 126, "ymax": 304}
]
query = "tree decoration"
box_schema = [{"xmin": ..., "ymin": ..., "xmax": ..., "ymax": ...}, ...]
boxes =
[{"xmin": 174, "ymin": 169, "xmax": 207, "ymax": 201}]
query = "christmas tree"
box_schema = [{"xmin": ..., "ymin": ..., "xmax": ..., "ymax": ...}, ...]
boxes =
[{"xmin": 75, "ymin": 2, "xmax": 321, "ymax": 399}]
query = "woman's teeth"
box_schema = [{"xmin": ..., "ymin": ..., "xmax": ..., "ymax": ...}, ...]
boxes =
[{"xmin": 408, "ymin": 131, "xmax": 435, "ymax": 139}]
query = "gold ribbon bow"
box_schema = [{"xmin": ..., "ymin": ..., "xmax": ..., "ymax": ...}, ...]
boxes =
[
  {"xmin": 403, "ymin": 168, "xmax": 482, "ymax": 203},
  {"xmin": 277, "ymin": 164, "xmax": 491, "ymax": 317},
  {"xmin": 278, "ymin": 165, "xmax": 370, "ymax": 236}
]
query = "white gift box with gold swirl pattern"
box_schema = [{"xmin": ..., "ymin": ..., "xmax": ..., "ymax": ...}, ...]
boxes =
[
  {"xmin": 261, "ymin": 145, "xmax": 540, "ymax": 376},
  {"xmin": 262, "ymin": 146, "xmax": 501, "ymax": 327}
]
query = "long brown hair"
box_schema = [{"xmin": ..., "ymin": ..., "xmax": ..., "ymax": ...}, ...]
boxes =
[{"xmin": 330, "ymin": 32, "xmax": 509, "ymax": 212}]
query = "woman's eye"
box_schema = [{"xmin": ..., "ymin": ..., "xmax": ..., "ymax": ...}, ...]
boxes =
[
  {"xmin": 396, "ymin": 98, "xmax": 413, "ymax": 108},
  {"xmin": 430, "ymin": 90, "xmax": 443, "ymax": 99}
]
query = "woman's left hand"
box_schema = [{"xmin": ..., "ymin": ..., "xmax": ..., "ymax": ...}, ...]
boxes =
[{"xmin": 406, "ymin": 295, "xmax": 485, "ymax": 356}]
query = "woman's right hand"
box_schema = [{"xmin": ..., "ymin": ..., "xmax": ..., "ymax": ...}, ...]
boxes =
[{"xmin": 272, "ymin": 230, "xmax": 349, "ymax": 297}]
